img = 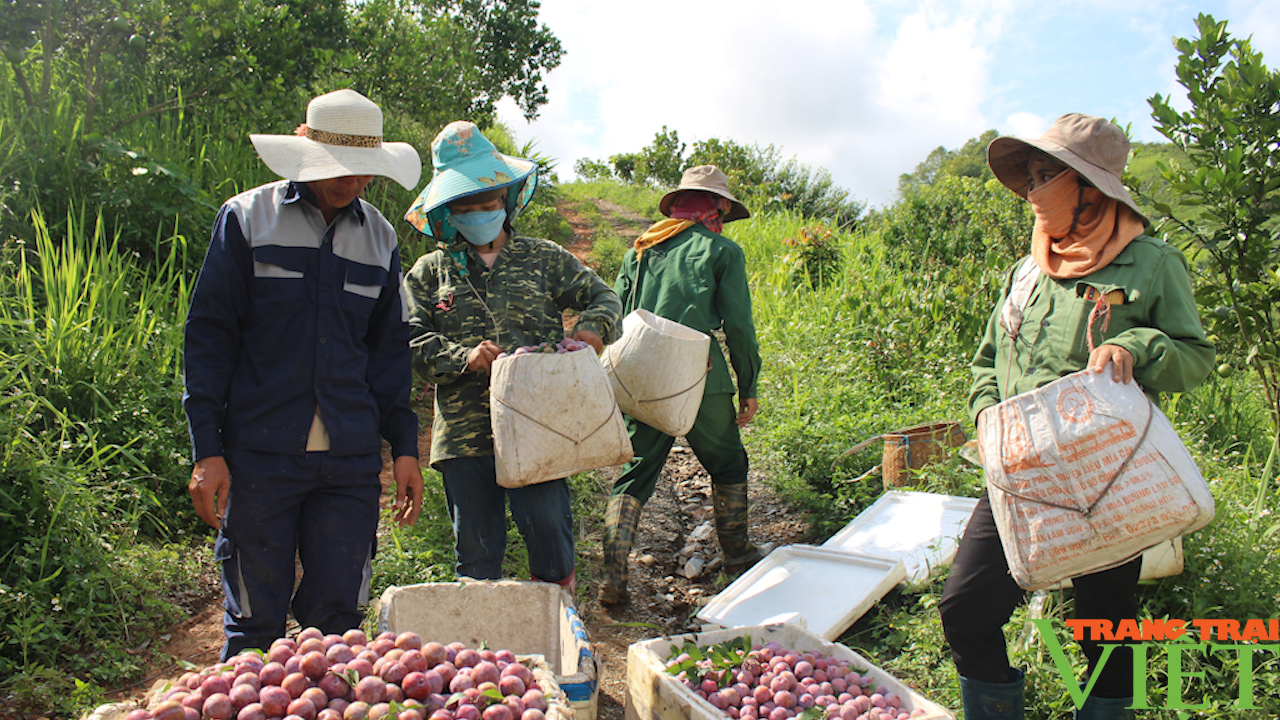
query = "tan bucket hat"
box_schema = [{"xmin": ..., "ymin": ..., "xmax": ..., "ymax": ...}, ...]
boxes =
[
  {"xmin": 987, "ymin": 113, "xmax": 1148, "ymax": 225},
  {"xmin": 250, "ymin": 89, "xmax": 422, "ymax": 191},
  {"xmin": 659, "ymin": 165, "xmax": 750, "ymax": 222}
]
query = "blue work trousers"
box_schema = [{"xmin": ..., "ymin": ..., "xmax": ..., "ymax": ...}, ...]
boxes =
[
  {"xmin": 437, "ymin": 456, "xmax": 574, "ymax": 584},
  {"xmin": 216, "ymin": 447, "xmax": 382, "ymax": 660}
]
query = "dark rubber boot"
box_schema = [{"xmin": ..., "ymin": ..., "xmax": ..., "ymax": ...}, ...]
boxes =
[
  {"xmin": 1074, "ymin": 694, "xmax": 1134, "ymax": 720},
  {"xmin": 598, "ymin": 494, "xmax": 641, "ymax": 605},
  {"xmin": 959, "ymin": 669, "xmax": 1025, "ymax": 720},
  {"xmin": 712, "ymin": 482, "xmax": 764, "ymax": 575}
]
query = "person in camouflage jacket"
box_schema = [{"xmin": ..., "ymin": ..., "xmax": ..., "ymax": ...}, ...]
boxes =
[{"xmin": 402, "ymin": 121, "xmax": 621, "ymax": 590}]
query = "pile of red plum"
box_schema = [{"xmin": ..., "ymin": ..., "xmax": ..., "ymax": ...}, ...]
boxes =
[
  {"xmin": 494, "ymin": 338, "xmax": 591, "ymax": 360},
  {"xmin": 131, "ymin": 628, "xmax": 553, "ymax": 720},
  {"xmin": 667, "ymin": 640, "xmax": 929, "ymax": 720}
]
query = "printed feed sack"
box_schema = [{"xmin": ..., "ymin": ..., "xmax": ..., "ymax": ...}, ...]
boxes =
[{"xmin": 979, "ymin": 369, "xmax": 1214, "ymax": 590}]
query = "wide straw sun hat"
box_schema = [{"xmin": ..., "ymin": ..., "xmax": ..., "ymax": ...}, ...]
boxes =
[
  {"xmin": 987, "ymin": 113, "xmax": 1148, "ymax": 225},
  {"xmin": 250, "ymin": 89, "xmax": 422, "ymax": 191},
  {"xmin": 659, "ymin": 165, "xmax": 750, "ymax": 222},
  {"xmin": 403, "ymin": 121, "xmax": 539, "ymax": 240}
]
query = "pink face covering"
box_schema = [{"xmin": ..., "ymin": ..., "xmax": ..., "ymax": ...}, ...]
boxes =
[
  {"xmin": 669, "ymin": 191, "xmax": 730, "ymax": 234},
  {"xmin": 1028, "ymin": 168, "xmax": 1145, "ymax": 279}
]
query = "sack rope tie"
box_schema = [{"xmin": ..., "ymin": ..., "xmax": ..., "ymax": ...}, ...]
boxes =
[
  {"xmin": 987, "ymin": 393, "xmax": 1155, "ymax": 518},
  {"xmin": 1085, "ymin": 292, "xmax": 1112, "ymax": 355},
  {"xmin": 492, "ymin": 395, "xmax": 613, "ymax": 446},
  {"xmin": 604, "ymin": 350, "xmax": 707, "ymax": 405}
]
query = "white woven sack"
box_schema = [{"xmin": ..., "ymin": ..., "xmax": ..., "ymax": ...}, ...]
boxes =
[
  {"xmin": 599, "ymin": 309, "xmax": 711, "ymax": 437},
  {"xmin": 490, "ymin": 348, "xmax": 633, "ymax": 489},
  {"xmin": 979, "ymin": 369, "xmax": 1215, "ymax": 590}
]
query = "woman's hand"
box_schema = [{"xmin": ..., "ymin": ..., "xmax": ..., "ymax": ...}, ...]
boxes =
[
  {"xmin": 1089, "ymin": 344, "xmax": 1135, "ymax": 384},
  {"xmin": 467, "ymin": 340, "xmax": 503, "ymax": 374},
  {"xmin": 736, "ymin": 397, "xmax": 759, "ymax": 427},
  {"xmin": 572, "ymin": 329, "xmax": 604, "ymax": 354}
]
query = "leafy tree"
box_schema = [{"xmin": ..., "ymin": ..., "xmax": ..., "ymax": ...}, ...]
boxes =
[
  {"xmin": 604, "ymin": 125, "xmax": 685, "ymax": 187},
  {"xmin": 897, "ymin": 129, "xmax": 997, "ymax": 197},
  {"xmin": 869, "ymin": 174, "xmax": 1030, "ymax": 273},
  {"xmin": 1147, "ymin": 13, "xmax": 1280, "ymax": 434},
  {"xmin": 0, "ymin": 0, "xmax": 564, "ymax": 257},
  {"xmin": 346, "ymin": 0, "xmax": 562, "ymax": 135},
  {"xmin": 586, "ymin": 127, "xmax": 863, "ymax": 226}
]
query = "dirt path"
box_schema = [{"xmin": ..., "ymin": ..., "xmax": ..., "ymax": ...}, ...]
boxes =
[{"xmin": 105, "ymin": 199, "xmax": 812, "ymax": 718}]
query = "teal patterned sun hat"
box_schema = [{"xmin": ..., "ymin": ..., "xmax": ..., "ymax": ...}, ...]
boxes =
[{"xmin": 404, "ymin": 121, "xmax": 539, "ymax": 240}]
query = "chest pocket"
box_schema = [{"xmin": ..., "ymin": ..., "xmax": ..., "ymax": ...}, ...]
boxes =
[
  {"xmin": 434, "ymin": 280, "xmax": 488, "ymax": 342},
  {"xmin": 344, "ymin": 261, "xmax": 389, "ymax": 300},
  {"xmin": 251, "ymin": 245, "xmax": 308, "ymax": 308},
  {"xmin": 1067, "ymin": 281, "xmax": 1137, "ymax": 358}
]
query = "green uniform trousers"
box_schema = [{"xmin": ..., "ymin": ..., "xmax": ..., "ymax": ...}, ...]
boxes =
[{"xmin": 611, "ymin": 392, "xmax": 748, "ymax": 503}]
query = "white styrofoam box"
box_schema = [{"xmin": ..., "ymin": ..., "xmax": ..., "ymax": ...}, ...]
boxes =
[
  {"xmin": 822, "ymin": 490, "xmax": 980, "ymax": 586},
  {"xmin": 625, "ymin": 622, "xmax": 955, "ymax": 720},
  {"xmin": 377, "ymin": 580, "xmax": 596, "ymax": 720},
  {"xmin": 1046, "ymin": 536, "xmax": 1184, "ymax": 589},
  {"xmin": 696, "ymin": 545, "xmax": 905, "ymax": 641}
]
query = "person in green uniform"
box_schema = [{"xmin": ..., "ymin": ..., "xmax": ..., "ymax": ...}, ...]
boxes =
[
  {"xmin": 938, "ymin": 114, "xmax": 1214, "ymax": 720},
  {"xmin": 600, "ymin": 165, "xmax": 765, "ymax": 605},
  {"xmin": 402, "ymin": 121, "xmax": 621, "ymax": 592}
]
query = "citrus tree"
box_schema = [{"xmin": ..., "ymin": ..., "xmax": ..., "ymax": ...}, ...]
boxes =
[{"xmin": 1147, "ymin": 13, "xmax": 1280, "ymax": 437}]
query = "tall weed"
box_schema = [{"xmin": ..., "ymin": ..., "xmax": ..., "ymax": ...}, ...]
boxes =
[{"xmin": 0, "ymin": 210, "xmax": 199, "ymax": 710}]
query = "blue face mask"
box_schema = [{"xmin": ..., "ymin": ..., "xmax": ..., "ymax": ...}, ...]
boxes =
[{"xmin": 448, "ymin": 209, "xmax": 507, "ymax": 246}]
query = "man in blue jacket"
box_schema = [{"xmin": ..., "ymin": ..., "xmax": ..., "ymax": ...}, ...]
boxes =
[{"xmin": 183, "ymin": 89, "xmax": 424, "ymax": 658}]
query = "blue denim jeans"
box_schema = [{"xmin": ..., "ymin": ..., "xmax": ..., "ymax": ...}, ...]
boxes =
[{"xmin": 437, "ymin": 456, "xmax": 575, "ymax": 583}]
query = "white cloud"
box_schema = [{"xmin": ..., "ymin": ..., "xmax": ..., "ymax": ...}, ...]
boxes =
[
  {"xmin": 497, "ymin": 0, "xmax": 1280, "ymax": 210},
  {"xmin": 1003, "ymin": 112, "xmax": 1048, "ymax": 139}
]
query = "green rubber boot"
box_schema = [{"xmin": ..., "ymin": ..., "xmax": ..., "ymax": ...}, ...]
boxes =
[
  {"xmin": 598, "ymin": 494, "xmax": 642, "ymax": 605},
  {"xmin": 1074, "ymin": 693, "xmax": 1134, "ymax": 720},
  {"xmin": 713, "ymin": 482, "xmax": 765, "ymax": 575},
  {"xmin": 960, "ymin": 669, "xmax": 1025, "ymax": 720}
]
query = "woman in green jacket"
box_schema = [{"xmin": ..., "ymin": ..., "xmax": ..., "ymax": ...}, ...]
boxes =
[
  {"xmin": 601, "ymin": 165, "xmax": 765, "ymax": 605},
  {"xmin": 939, "ymin": 114, "xmax": 1214, "ymax": 720}
]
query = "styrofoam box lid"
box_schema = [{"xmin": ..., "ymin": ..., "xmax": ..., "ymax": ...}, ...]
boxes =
[
  {"xmin": 627, "ymin": 622, "xmax": 955, "ymax": 720},
  {"xmin": 696, "ymin": 544, "xmax": 905, "ymax": 641},
  {"xmin": 822, "ymin": 490, "xmax": 980, "ymax": 585}
]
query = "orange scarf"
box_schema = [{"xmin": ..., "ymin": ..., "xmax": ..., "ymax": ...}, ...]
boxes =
[
  {"xmin": 1028, "ymin": 169, "xmax": 1144, "ymax": 279},
  {"xmin": 633, "ymin": 218, "xmax": 695, "ymax": 260}
]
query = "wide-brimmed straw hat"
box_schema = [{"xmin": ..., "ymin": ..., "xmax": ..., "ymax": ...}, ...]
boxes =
[
  {"xmin": 403, "ymin": 121, "xmax": 539, "ymax": 239},
  {"xmin": 250, "ymin": 89, "xmax": 422, "ymax": 190},
  {"xmin": 987, "ymin": 113, "xmax": 1148, "ymax": 224},
  {"xmin": 659, "ymin": 165, "xmax": 750, "ymax": 222}
]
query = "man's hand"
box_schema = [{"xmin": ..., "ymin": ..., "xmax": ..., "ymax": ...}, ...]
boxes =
[
  {"xmin": 736, "ymin": 397, "xmax": 759, "ymax": 427},
  {"xmin": 392, "ymin": 456, "xmax": 424, "ymax": 527},
  {"xmin": 1089, "ymin": 344, "xmax": 1135, "ymax": 384},
  {"xmin": 572, "ymin": 329, "xmax": 604, "ymax": 354},
  {"xmin": 189, "ymin": 456, "xmax": 231, "ymax": 529},
  {"xmin": 466, "ymin": 340, "xmax": 503, "ymax": 374}
]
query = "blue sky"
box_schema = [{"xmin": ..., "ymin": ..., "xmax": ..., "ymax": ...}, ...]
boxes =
[{"xmin": 496, "ymin": 0, "xmax": 1280, "ymax": 208}]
